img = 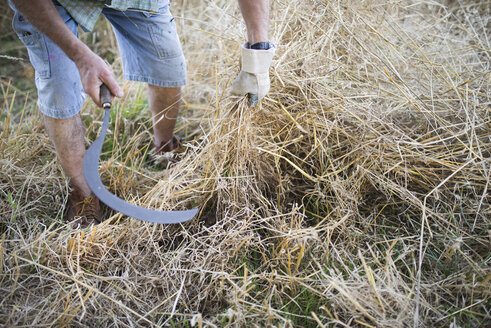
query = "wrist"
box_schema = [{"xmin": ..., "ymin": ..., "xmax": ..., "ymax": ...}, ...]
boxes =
[
  {"xmin": 67, "ymin": 41, "xmax": 91, "ymax": 63},
  {"xmin": 248, "ymin": 41, "xmax": 274, "ymax": 50}
]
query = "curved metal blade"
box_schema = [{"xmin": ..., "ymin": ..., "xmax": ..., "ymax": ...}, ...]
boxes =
[{"xmin": 83, "ymin": 108, "xmax": 198, "ymax": 224}]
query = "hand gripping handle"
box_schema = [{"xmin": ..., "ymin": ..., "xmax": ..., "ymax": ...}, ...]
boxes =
[{"xmin": 100, "ymin": 84, "xmax": 112, "ymax": 109}]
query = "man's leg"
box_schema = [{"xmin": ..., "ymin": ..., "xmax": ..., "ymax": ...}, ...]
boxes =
[
  {"xmin": 148, "ymin": 85, "xmax": 182, "ymax": 152},
  {"xmin": 10, "ymin": 2, "xmax": 101, "ymax": 227},
  {"xmin": 42, "ymin": 113, "xmax": 91, "ymax": 197},
  {"xmin": 102, "ymin": 6, "xmax": 186, "ymax": 152},
  {"xmin": 43, "ymin": 113, "xmax": 101, "ymax": 227}
]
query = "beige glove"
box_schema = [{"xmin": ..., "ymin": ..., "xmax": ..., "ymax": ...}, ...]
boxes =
[{"xmin": 231, "ymin": 42, "xmax": 276, "ymax": 100}]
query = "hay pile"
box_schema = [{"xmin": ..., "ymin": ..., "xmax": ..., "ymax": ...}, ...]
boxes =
[{"xmin": 1, "ymin": 0, "xmax": 489, "ymax": 326}]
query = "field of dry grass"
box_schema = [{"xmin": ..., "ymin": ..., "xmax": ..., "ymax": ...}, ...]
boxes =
[{"xmin": 1, "ymin": 0, "xmax": 490, "ymax": 327}]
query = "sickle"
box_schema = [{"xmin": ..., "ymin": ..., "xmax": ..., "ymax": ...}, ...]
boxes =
[{"xmin": 82, "ymin": 84, "xmax": 198, "ymax": 224}]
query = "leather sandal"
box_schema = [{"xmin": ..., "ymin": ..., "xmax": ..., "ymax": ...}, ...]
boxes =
[
  {"xmin": 151, "ymin": 135, "xmax": 183, "ymax": 168},
  {"xmin": 66, "ymin": 185, "xmax": 102, "ymax": 229}
]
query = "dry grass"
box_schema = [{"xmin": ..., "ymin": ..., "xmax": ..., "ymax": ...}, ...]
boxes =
[{"xmin": 1, "ymin": 0, "xmax": 490, "ymax": 327}]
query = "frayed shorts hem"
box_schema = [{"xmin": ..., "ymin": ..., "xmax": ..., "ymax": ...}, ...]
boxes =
[
  {"xmin": 125, "ymin": 74, "xmax": 187, "ymax": 88},
  {"xmin": 38, "ymin": 98, "xmax": 86, "ymax": 119}
]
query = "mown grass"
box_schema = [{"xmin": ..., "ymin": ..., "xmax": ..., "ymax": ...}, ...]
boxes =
[{"xmin": 1, "ymin": 0, "xmax": 490, "ymax": 327}]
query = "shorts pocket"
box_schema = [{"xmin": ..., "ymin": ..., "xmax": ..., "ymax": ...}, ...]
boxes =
[
  {"xmin": 18, "ymin": 32, "xmax": 51, "ymax": 79},
  {"xmin": 147, "ymin": 19, "xmax": 183, "ymax": 59},
  {"xmin": 12, "ymin": 10, "xmax": 51, "ymax": 79}
]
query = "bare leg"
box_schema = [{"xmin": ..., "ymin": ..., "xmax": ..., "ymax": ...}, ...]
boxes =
[
  {"xmin": 238, "ymin": 0, "xmax": 270, "ymax": 44},
  {"xmin": 148, "ymin": 84, "xmax": 182, "ymax": 150},
  {"xmin": 43, "ymin": 113, "xmax": 91, "ymax": 197}
]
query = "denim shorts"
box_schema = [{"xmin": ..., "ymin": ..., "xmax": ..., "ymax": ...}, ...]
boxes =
[{"xmin": 10, "ymin": 2, "xmax": 187, "ymax": 119}]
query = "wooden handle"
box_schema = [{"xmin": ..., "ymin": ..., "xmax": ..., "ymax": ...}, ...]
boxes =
[{"xmin": 100, "ymin": 84, "xmax": 112, "ymax": 108}]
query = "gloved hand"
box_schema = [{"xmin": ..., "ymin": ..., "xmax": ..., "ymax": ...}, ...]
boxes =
[{"xmin": 231, "ymin": 42, "xmax": 276, "ymax": 100}]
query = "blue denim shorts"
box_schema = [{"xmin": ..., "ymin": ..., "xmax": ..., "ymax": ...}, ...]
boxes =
[{"xmin": 10, "ymin": 2, "xmax": 187, "ymax": 119}]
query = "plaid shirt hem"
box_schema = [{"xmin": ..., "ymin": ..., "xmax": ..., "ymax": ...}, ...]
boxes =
[{"xmin": 57, "ymin": 0, "xmax": 163, "ymax": 31}]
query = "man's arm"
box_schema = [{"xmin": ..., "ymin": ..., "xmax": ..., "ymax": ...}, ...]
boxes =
[
  {"xmin": 238, "ymin": 0, "xmax": 270, "ymax": 44},
  {"xmin": 231, "ymin": 0, "xmax": 275, "ymax": 101},
  {"xmin": 11, "ymin": 0, "xmax": 123, "ymax": 106}
]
